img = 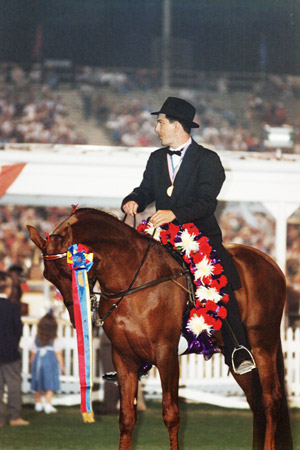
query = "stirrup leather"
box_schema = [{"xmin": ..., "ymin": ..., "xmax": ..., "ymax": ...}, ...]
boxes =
[{"xmin": 231, "ymin": 345, "xmax": 256, "ymax": 374}]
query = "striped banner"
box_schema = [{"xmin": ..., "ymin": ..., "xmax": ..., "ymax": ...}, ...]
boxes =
[{"xmin": 67, "ymin": 244, "xmax": 95, "ymax": 423}]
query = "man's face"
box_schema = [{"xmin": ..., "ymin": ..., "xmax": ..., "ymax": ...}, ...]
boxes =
[{"xmin": 155, "ymin": 114, "xmax": 176, "ymax": 147}]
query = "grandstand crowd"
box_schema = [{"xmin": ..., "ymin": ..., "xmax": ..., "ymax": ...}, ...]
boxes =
[{"xmin": 1, "ymin": 63, "xmax": 300, "ymax": 153}]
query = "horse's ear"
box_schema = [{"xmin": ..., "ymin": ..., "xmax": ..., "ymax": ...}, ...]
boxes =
[
  {"xmin": 64, "ymin": 222, "xmax": 73, "ymax": 249},
  {"xmin": 27, "ymin": 225, "xmax": 46, "ymax": 251}
]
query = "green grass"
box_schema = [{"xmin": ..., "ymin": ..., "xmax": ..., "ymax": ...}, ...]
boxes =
[{"xmin": 0, "ymin": 401, "xmax": 299, "ymax": 450}]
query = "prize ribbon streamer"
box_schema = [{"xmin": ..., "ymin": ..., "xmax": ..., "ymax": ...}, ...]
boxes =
[{"xmin": 67, "ymin": 244, "xmax": 94, "ymax": 423}]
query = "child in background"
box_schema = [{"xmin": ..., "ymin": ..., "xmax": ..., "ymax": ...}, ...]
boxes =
[{"xmin": 30, "ymin": 312, "xmax": 65, "ymax": 414}]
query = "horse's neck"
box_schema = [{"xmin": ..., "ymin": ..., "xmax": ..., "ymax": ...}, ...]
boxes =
[{"xmin": 71, "ymin": 213, "xmax": 136, "ymax": 248}]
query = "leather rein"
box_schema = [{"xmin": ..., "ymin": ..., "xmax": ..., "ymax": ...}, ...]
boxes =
[{"xmin": 42, "ymin": 232, "xmax": 190, "ymax": 325}]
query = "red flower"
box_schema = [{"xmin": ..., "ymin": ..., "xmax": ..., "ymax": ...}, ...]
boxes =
[
  {"xmin": 196, "ymin": 299, "xmax": 206, "ymax": 309},
  {"xmin": 202, "ymin": 275, "xmax": 212, "ymax": 285},
  {"xmin": 217, "ymin": 306, "xmax": 227, "ymax": 319},
  {"xmin": 191, "ymin": 252, "xmax": 204, "ymax": 264},
  {"xmin": 222, "ymin": 294, "xmax": 230, "ymax": 304},
  {"xmin": 198, "ymin": 236, "xmax": 212, "ymax": 256},
  {"xmin": 210, "ymin": 275, "xmax": 227, "ymax": 290},
  {"xmin": 213, "ymin": 263, "xmax": 223, "ymax": 275},
  {"xmin": 218, "ymin": 274, "xmax": 228, "ymax": 288},
  {"xmin": 205, "ymin": 300, "xmax": 218, "ymax": 311},
  {"xmin": 214, "ymin": 318, "xmax": 223, "ymax": 330},
  {"xmin": 183, "ymin": 223, "xmax": 200, "ymax": 236},
  {"xmin": 205, "ymin": 315, "xmax": 216, "ymax": 327},
  {"xmin": 160, "ymin": 230, "xmax": 169, "ymax": 245},
  {"xmin": 168, "ymin": 223, "xmax": 179, "ymax": 241},
  {"xmin": 210, "ymin": 279, "xmax": 220, "ymax": 290},
  {"xmin": 137, "ymin": 223, "xmax": 146, "ymax": 233}
]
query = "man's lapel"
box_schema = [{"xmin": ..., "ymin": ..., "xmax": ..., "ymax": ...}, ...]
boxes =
[
  {"xmin": 160, "ymin": 147, "xmax": 173, "ymax": 188},
  {"xmin": 170, "ymin": 140, "xmax": 203, "ymax": 202}
]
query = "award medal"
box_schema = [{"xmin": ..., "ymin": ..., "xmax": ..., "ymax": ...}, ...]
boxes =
[{"xmin": 166, "ymin": 185, "xmax": 174, "ymax": 197}]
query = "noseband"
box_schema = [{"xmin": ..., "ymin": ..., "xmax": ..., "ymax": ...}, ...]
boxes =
[{"xmin": 43, "ymin": 252, "xmax": 67, "ymax": 260}]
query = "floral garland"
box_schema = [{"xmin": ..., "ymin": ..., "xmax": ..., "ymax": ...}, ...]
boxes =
[{"xmin": 137, "ymin": 220, "xmax": 229, "ymax": 358}]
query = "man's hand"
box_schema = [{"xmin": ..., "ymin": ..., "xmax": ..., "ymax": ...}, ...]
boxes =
[
  {"xmin": 123, "ymin": 201, "xmax": 138, "ymax": 216},
  {"xmin": 150, "ymin": 210, "xmax": 175, "ymax": 228}
]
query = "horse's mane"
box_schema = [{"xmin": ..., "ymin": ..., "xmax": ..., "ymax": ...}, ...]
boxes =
[
  {"xmin": 53, "ymin": 207, "xmax": 122, "ymax": 231},
  {"xmin": 74, "ymin": 207, "xmax": 120, "ymax": 222}
]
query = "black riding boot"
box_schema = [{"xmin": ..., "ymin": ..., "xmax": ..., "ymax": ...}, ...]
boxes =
[{"xmin": 221, "ymin": 285, "xmax": 256, "ymax": 374}]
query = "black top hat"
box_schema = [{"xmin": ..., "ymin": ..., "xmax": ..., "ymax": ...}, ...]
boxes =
[{"xmin": 151, "ymin": 97, "xmax": 199, "ymax": 128}]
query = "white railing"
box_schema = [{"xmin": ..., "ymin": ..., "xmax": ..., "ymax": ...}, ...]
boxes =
[{"xmin": 20, "ymin": 318, "xmax": 300, "ymax": 408}]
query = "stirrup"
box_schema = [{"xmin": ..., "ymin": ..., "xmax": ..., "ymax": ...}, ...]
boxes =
[
  {"xmin": 102, "ymin": 371, "xmax": 118, "ymax": 382},
  {"xmin": 232, "ymin": 345, "xmax": 256, "ymax": 375}
]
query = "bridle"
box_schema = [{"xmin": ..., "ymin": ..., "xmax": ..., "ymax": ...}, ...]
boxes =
[
  {"xmin": 43, "ymin": 252, "xmax": 67, "ymax": 260},
  {"xmin": 42, "ymin": 233, "xmax": 67, "ymax": 260}
]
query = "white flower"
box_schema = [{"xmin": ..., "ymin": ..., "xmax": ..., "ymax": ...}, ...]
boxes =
[
  {"xmin": 194, "ymin": 256, "xmax": 214, "ymax": 281},
  {"xmin": 196, "ymin": 285, "xmax": 222, "ymax": 303},
  {"xmin": 174, "ymin": 229, "xmax": 199, "ymax": 257},
  {"xmin": 145, "ymin": 223, "xmax": 162, "ymax": 241},
  {"xmin": 187, "ymin": 314, "xmax": 212, "ymax": 337}
]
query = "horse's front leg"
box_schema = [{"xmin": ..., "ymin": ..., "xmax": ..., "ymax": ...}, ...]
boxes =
[
  {"xmin": 113, "ymin": 351, "xmax": 139, "ymax": 450},
  {"xmin": 157, "ymin": 353, "xmax": 180, "ymax": 450}
]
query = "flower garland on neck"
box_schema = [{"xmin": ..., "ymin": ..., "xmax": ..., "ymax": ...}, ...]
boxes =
[{"xmin": 137, "ymin": 220, "xmax": 229, "ymax": 358}]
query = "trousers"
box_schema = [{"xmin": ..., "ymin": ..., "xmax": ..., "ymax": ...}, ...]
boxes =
[
  {"xmin": 0, "ymin": 359, "xmax": 22, "ymax": 423},
  {"xmin": 221, "ymin": 285, "xmax": 250, "ymax": 366}
]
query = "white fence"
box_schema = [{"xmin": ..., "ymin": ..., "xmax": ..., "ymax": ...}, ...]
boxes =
[{"xmin": 20, "ymin": 318, "xmax": 300, "ymax": 409}]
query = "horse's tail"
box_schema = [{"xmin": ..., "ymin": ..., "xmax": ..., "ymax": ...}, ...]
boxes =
[{"xmin": 275, "ymin": 339, "xmax": 293, "ymax": 450}]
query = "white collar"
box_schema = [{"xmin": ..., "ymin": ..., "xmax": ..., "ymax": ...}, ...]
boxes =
[{"xmin": 169, "ymin": 137, "xmax": 192, "ymax": 152}]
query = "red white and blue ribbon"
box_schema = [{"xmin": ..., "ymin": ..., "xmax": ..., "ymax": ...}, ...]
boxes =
[{"xmin": 67, "ymin": 243, "xmax": 95, "ymax": 423}]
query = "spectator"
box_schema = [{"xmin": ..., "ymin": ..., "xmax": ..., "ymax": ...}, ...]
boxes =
[
  {"xmin": 8, "ymin": 264, "xmax": 29, "ymax": 316},
  {"xmin": 0, "ymin": 271, "xmax": 29, "ymax": 426},
  {"xmin": 30, "ymin": 312, "xmax": 65, "ymax": 414}
]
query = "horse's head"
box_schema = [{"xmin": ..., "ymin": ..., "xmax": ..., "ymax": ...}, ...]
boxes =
[{"xmin": 27, "ymin": 224, "xmax": 76, "ymax": 326}]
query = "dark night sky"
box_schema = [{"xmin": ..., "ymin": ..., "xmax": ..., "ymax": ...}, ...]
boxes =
[{"xmin": 0, "ymin": 0, "xmax": 299, "ymax": 74}]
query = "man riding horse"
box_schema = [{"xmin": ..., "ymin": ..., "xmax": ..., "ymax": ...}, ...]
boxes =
[{"xmin": 104, "ymin": 96, "xmax": 255, "ymax": 381}]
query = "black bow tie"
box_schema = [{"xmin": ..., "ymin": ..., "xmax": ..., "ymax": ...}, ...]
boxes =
[{"xmin": 167, "ymin": 148, "xmax": 183, "ymax": 156}]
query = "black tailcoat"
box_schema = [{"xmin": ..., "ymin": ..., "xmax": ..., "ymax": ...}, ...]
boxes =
[{"xmin": 122, "ymin": 139, "xmax": 241, "ymax": 289}]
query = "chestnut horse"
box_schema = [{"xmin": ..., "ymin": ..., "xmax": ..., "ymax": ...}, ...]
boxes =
[{"xmin": 28, "ymin": 208, "xmax": 293, "ymax": 450}]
